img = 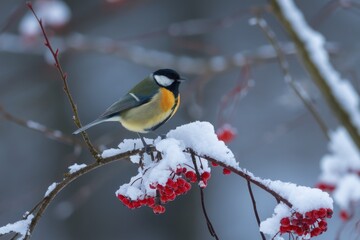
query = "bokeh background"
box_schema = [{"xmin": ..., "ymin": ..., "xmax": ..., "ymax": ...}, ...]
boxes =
[{"xmin": 1, "ymin": 0, "xmax": 359, "ymax": 239}]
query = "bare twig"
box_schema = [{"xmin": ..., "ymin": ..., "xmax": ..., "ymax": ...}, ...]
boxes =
[
  {"xmin": 26, "ymin": 2, "xmax": 101, "ymax": 161},
  {"xmin": 190, "ymin": 150, "xmax": 219, "ymax": 240},
  {"xmin": 247, "ymin": 180, "xmax": 266, "ymax": 240},
  {"xmin": 186, "ymin": 150, "xmax": 293, "ymax": 208},
  {"xmin": 23, "ymin": 147, "xmax": 147, "ymax": 240},
  {"xmin": 253, "ymin": 16, "xmax": 330, "ymax": 140},
  {"xmin": 0, "ymin": 105, "xmax": 85, "ymax": 147}
]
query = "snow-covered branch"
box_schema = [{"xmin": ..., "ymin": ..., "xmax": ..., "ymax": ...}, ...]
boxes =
[
  {"xmin": 271, "ymin": 0, "xmax": 360, "ymax": 149},
  {"xmin": 0, "ymin": 122, "xmax": 334, "ymax": 239}
]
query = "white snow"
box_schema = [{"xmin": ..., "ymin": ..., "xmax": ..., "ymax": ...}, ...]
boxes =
[
  {"xmin": 276, "ymin": 0, "xmax": 360, "ymax": 133},
  {"xmin": 166, "ymin": 121, "xmax": 238, "ymax": 168},
  {"xmin": 319, "ymin": 127, "xmax": 360, "ymax": 184},
  {"xmin": 45, "ymin": 182, "xmax": 57, "ymax": 197},
  {"xmin": 19, "ymin": 0, "xmax": 71, "ymax": 36},
  {"xmin": 333, "ymin": 174, "xmax": 360, "ymax": 210},
  {"xmin": 0, "ymin": 214, "xmax": 34, "ymax": 239},
  {"xmin": 68, "ymin": 163, "xmax": 87, "ymax": 174},
  {"xmin": 26, "ymin": 120, "xmax": 46, "ymax": 131},
  {"xmin": 260, "ymin": 203, "xmax": 290, "ymax": 236}
]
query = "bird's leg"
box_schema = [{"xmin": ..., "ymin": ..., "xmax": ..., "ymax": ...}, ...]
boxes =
[{"xmin": 137, "ymin": 133, "xmax": 152, "ymax": 154}]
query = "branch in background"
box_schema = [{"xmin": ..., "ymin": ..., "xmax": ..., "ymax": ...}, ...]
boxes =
[
  {"xmin": 0, "ymin": 105, "xmax": 85, "ymax": 148},
  {"xmin": 0, "ymin": 31, "xmax": 340, "ymax": 76},
  {"xmin": 0, "ymin": 0, "xmax": 27, "ymax": 34},
  {"xmin": 251, "ymin": 16, "xmax": 330, "ymax": 141},
  {"xmin": 27, "ymin": 2, "xmax": 101, "ymax": 160},
  {"xmin": 271, "ymin": 0, "xmax": 360, "ymax": 149}
]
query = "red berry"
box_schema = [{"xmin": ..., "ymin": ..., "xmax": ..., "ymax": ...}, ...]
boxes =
[
  {"xmin": 315, "ymin": 182, "xmax": 336, "ymax": 192},
  {"xmin": 294, "ymin": 226, "xmax": 304, "ymax": 236},
  {"xmin": 279, "ymin": 225, "xmax": 290, "ymax": 233},
  {"xmin": 318, "ymin": 208, "xmax": 327, "ymax": 218},
  {"xmin": 223, "ymin": 168, "xmax": 231, "ymax": 175},
  {"xmin": 201, "ymin": 172, "xmax": 211, "ymax": 181},
  {"xmin": 211, "ymin": 162, "xmax": 219, "ymax": 167},
  {"xmin": 166, "ymin": 179, "xmax": 177, "ymax": 188},
  {"xmin": 184, "ymin": 182, "xmax": 191, "ymax": 191},
  {"xmin": 153, "ymin": 205, "xmax": 166, "ymax": 214},
  {"xmin": 318, "ymin": 220, "xmax": 327, "ymax": 230},
  {"xmin": 280, "ymin": 217, "xmax": 290, "ymax": 226},
  {"xmin": 185, "ymin": 171, "xmax": 196, "ymax": 180},
  {"xmin": 294, "ymin": 212, "xmax": 303, "ymax": 219},
  {"xmin": 310, "ymin": 227, "xmax": 321, "ymax": 237},
  {"xmin": 176, "ymin": 178, "xmax": 186, "ymax": 187},
  {"xmin": 326, "ymin": 208, "xmax": 333, "ymax": 218},
  {"xmin": 146, "ymin": 197, "xmax": 155, "ymax": 207},
  {"xmin": 340, "ymin": 210, "xmax": 350, "ymax": 221},
  {"xmin": 217, "ymin": 124, "xmax": 236, "ymax": 143},
  {"xmin": 312, "ymin": 210, "xmax": 319, "ymax": 219},
  {"xmin": 117, "ymin": 194, "xmax": 126, "ymax": 201}
]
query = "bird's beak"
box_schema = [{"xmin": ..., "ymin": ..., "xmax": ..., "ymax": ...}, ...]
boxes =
[{"xmin": 178, "ymin": 77, "xmax": 187, "ymax": 82}]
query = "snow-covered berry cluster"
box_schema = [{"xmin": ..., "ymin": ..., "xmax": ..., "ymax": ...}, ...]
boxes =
[
  {"xmin": 116, "ymin": 164, "xmax": 211, "ymax": 214},
  {"xmin": 279, "ymin": 208, "xmax": 333, "ymax": 238}
]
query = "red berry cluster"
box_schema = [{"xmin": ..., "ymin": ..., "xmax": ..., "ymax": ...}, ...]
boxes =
[
  {"xmin": 279, "ymin": 208, "xmax": 333, "ymax": 238},
  {"xmin": 315, "ymin": 182, "xmax": 336, "ymax": 192},
  {"xmin": 117, "ymin": 167, "xmax": 211, "ymax": 214}
]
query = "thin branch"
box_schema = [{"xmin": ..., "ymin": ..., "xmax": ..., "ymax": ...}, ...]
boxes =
[
  {"xmin": 24, "ymin": 147, "xmax": 147, "ymax": 240},
  {"xmin": 0, "ymin": 105, "xmax": 85, "ymax": 147},
  {"xmin": 26, "ymin": 2, "xmax": 101, "ymax": 161},
  {"xmin": 247, "ymin": 180, "xmax": 266, "ymax": 240},
  {"xmin": 253, "ymin": 16, "xmax": 330, "ymax": 141},
  {"xmin": 189, "ymin": 150, "xmax": 219, "ymax": 240},
  {"xmin": 187, "ymin": 151, "xmax": 293, "ymax": 208}
]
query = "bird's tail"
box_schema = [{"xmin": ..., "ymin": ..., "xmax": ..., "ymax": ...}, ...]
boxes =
[{"xmin": 73, "ymin": 118, "xmax": 106, "ymax": 134}]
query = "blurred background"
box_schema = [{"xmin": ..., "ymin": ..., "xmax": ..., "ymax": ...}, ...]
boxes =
[{"xmin": 1, "ymin": 0, "xmax": 360, "ymax": 239}]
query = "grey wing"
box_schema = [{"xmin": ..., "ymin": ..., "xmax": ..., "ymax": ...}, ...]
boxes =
[{"xmin": 99, "ymin": 93, "xmax": 145, "ymax": 119}]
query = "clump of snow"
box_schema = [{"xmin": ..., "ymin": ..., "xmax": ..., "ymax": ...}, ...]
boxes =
[
  {"xmin": 319, "ymin": 127, "xmax": 360, "ymax": 185},
  {"xmin": 20, "ymin": 0, "xmax": 71, "ymax": 37},
  {"xmin": 260, "ymin": 203, "xmax": 289, "ymax": 236},
  {"xmin": 167, "ymin": 121, "xmax": 237, "ymax": 168},
  {"xmin": 333, "ymin": 174, "xmax": 360, "ymax": 210},
  {"xmin": 26, "ymin": 120, "xmax": 46, "ymax": 131},
  {"xmin": 45, "ymin": 182, "xmax": 57, "ymax": 197},
  {"xmin": 0, "ymin": 214, "xmax": 34, "ymax": 239},
  {"xmin": 318, "ymin": 127, "xmax": 360, "ymax": 210},
  {"xmin": 68, "ymin": 163, "xmax": 87, "ymax": 174},
  {"xmin": 276, "ymin": 0, "xmax": 360, "ymax": 133}
]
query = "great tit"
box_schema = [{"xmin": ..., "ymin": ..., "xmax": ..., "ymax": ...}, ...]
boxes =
[{"xmin": 73, "ymin": 69, "xmax": 184, "ymax": 146}]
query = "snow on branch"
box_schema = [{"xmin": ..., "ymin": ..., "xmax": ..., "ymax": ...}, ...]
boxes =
[
  {"xmin": 271, "ymin": 0, "xmax": 360, "ymax": 149},
  {"xmin": 0, "ymin": 122, "xmax": 334, "ymax": 239},
  {"xmin": 103, "ymin": 122, "xmax": 333, "ymax": 238},
  {"xmin": 0, "ymin": 214, "xmax": 34, "ymax": 240}
]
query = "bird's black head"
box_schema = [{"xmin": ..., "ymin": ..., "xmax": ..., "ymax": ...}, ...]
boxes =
[{"xmin": 152, "ymin": 69, "xmax": 184, "ymax": 96}]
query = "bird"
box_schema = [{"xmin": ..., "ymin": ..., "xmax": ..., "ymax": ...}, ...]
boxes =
[{"xmin": 73, "ymin": 69, "xmax": 184, "ymax": 148}]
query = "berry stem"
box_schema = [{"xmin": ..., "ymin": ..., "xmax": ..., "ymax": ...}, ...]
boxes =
[
  {"xmin": 190, "ymin": 149, "xmax": 219, "ymax": 240},
  {"xmin": 247, "ymin": 180, "xmax": 266, "ymax": 240}
]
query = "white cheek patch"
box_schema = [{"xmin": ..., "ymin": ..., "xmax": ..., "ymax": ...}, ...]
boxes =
[{"xmin": 154, "ymin": 75, "xmax": 173, "ymax": 87}]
